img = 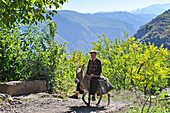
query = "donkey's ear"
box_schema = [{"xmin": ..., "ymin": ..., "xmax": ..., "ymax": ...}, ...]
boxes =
[{"xmin": 82, "ymin": 64, "xmax": 85, "ymax": 70}]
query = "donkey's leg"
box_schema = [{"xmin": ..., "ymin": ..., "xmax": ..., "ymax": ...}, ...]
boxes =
[
  {"xmin": 96, "ymin": 95, "xmax": 102, "ymax": 106},
  {"xmin": 87, "ymin": 93, "xmax": 90, "ymax": 107},
  {"xmin": 82, "ymin": 93, "xmax": 89, "ymax": 106},
  {"xmin": 107, "ymin": 93, "xmax": 110, "ymax": 106}
]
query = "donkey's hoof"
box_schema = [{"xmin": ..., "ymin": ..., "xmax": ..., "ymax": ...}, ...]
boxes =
[
  {"xmin": 86, "ymin": 103, "xmax": 90, "ymax": 107},
  {"xmin": 96, "ymin": 103, "xmax": 100, "ymax": 106}
]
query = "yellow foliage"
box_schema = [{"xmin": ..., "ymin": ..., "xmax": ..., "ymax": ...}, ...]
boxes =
[{"xmin": 91, "ymin": 33, "xmax": 169, "ymax": 92}]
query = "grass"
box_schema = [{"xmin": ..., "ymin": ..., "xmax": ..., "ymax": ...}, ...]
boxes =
[
  {"xmin": 119, "ymin": 88, "xmax": 170, "ymax": 113},
  {"xmin": 111, "ymin": 90, "xmax": 136, "ymax": 103},
  {"xmin": 125, "ymin": 103, "xmax": 170, "ymax": 113},
  {"xmin": 77, "ymin": 90, "xmax": 136, "ymax": 103},
  {"xmin": 0, "ymin": 97, "xmax": 3, "ymax": 101}
]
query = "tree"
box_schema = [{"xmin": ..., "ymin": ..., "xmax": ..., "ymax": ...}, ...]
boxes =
[
  {"xmin": 0, "ymin": 0, "xmax": 79, "ymax": 94},
  {"xmin": 92, "ymin": 33, "xmax": 169, "ymax": 93},
  {"xmin": 0, "ymin": 0, "xmax": 67, "ymax": 28}
]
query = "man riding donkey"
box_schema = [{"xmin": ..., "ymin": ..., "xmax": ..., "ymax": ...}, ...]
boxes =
[{"xmin": 70, "ymin": 50, "xmax": 113, "ymax": 103}]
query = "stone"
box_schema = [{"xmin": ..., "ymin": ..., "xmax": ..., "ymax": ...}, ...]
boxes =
[
  {"xmin": 0, "ymin": 93, "xmax": 6, "ymax": 100},
  {"xmin": 0, "ymin": 80, "xmax": 47, "ymax": 96},
  {"xmin": 0, "ymin": 93, "xmax": 13, "ymax": 101}
]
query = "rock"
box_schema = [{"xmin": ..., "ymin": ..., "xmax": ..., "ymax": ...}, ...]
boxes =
[
  {"xmin": 9, "ymin": 100, "xmax": 22, "ymax": 105},
  {"xmin": 0, "ymin": 93, "xmax": 6, "ymax": 99},
  {"xmin": 0, "ymin": 93, "xmax": 12, "ymax": 100},
  {"xmin": 0, "ymin": 80, "xmax": 47, "ymax": 96}
]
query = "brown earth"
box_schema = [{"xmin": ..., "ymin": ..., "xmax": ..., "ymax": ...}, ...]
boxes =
[{"xmin": 0, "ymin": 92, "xmax": 134, "ymax": 113}]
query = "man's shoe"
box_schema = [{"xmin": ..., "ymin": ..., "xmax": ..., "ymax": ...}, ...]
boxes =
[
  {"xmin": 92, "ymin": 96, "xmax": 96, "ymax": 101},
  {"xmin": 69, "ymin": 95, "xmax": 78, "ymax": 99}
]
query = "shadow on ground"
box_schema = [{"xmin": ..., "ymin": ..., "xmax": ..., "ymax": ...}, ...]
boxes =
[{"xmin": 67, "ymin": 106, "xmax": 107, "ymax": 113}]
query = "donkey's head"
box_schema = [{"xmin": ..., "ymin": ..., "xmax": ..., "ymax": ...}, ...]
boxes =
[{"xmin": 75, "ymin": 64, "xmax": 85, "ymax": 84}]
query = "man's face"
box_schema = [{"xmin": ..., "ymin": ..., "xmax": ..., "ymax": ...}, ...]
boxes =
[{"xmin": 90, "ymin": 53, "xmax": 97, "ymax": 59}]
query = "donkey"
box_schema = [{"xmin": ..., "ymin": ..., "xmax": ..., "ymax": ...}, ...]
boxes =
[{"xmin": 75, "ymin": 65, "xmax": 111, "ymax": 107}]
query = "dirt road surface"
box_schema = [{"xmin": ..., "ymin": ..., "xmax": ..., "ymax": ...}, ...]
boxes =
[{"xmin": 0, "ymin": 93, "xmax": 133, "ymax": 113}]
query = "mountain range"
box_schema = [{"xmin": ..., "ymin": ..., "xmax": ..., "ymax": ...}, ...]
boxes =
[
  {"xmin": 53, "ymin": 10, "xmax": 156, "ymax": 52},
  {"xmin": 36, "ymin": 3, "xmax": 170, "ymax": 53}
]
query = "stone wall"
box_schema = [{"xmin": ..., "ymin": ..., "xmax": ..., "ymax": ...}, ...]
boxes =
[{"xmin": 0, "ymin": 80, "xmax": 47, "ymax": 96}]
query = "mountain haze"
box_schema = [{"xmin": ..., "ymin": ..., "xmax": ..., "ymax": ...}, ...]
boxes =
[
  {"xmin": 131, "ymin": 3, "xmax": 170, "ymax": 15},
  {"xmin": 27, "ymin": 3, "xmax": 169, "ymax": 53},
  {"xmin": 52, "ymin": 10, "xmax": 156, "ymax": 52}
]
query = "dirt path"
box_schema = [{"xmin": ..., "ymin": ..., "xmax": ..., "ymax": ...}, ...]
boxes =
[{"xmin": 0, "ymin": 93, "xmax": 133, "ymax": 113}]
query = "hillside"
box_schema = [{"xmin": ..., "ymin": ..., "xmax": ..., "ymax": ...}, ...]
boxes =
[
  {"xmin": 131, "ymin": 3, "xmax": 170, "ymax": 15},
  {"xmin": 134, "ymin": 9, "xmax": 170, "ymax": 49}
]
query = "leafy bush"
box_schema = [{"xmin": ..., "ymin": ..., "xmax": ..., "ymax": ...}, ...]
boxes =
[
  {"xmin": 126, "ymin": 87, "xmax": 170, "ymax": 113},
  {"xmin": 91, "ymin": 33, "xmax": 169, "ymax": 94},
  {"xmin": 0, "ymin": 22, "xmax": 74, "ymax": 94}
]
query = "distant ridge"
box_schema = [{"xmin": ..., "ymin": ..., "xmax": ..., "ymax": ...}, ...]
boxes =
[
  {"xmin": 53, "ymin": 10, "xmax": 155, "ymax": 53},
  {"xmin": 131, "ymin": 3, "xmax": 170, "ymax": 15}
]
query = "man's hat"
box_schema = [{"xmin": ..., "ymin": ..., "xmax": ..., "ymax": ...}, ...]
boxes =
[{"xmin": 89, "ymin": 50, "xmax": 97, "ymax": 54}]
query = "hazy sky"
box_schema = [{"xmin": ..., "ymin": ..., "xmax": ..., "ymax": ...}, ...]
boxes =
[{"xmin": 57, "ymin": 0, "xmax": 170, "ymax": 13}]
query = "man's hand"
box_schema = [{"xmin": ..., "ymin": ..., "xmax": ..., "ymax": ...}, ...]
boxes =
[{"xmin": 90, "ymin": 74, "xmax": 95, "ymax": 78}]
